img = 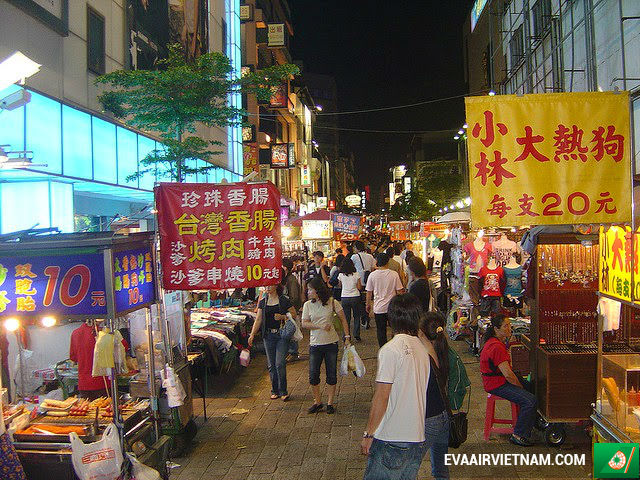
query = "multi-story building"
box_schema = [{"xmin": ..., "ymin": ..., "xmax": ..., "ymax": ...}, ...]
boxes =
[
  {"xmin": 240, "ymin": 0, "xmax": 327, "ymax": 217},
  {"xmin": 0, "ymin": 0, "xmax": 243, "ymax": 234},
  {"xmin": 464, "ymin": 0, "xmax": 640, "ymax": 170}
]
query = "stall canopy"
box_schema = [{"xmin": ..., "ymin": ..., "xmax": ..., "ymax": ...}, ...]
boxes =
[
  {"xmin": 286, "ymin": 209, "xmax": 332, "ymax": 227},
  {"xmin": 436, "ymin": 211, "xmax": 471, "ymax": 224}
]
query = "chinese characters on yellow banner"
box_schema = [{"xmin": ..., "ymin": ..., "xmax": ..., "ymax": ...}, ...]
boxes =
[
  {"xmin": 599, "ymin": 225, "xmax": 640, "ymax": 304},
  {"xmin": 465, "ymin": 92, "xmax": 631, "ymax": 227},
  {"xmin": 155, "ymin": 182, "xmax": 282, "ymax": 290}
]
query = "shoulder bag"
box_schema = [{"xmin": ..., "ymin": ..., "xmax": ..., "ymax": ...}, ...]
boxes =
[
  {"xmin": 430, "ymin": 356, "xmax": 470, "ymax": 449},
  {"xmin": 331, "ymin": 299, "xmax": 343, "ymax": 334}
]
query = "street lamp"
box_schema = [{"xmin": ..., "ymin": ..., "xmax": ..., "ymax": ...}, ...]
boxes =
[
  {"xmin": 488, "ymin": 90, "xmax": 496, "ymax": 96},
  {"xmin": 0, "ymin": 51, "xmax": 40, "ymax": 91},
  {"xmin": 458, "ymin": 129, "xmax": 464, "ymax": 135}
]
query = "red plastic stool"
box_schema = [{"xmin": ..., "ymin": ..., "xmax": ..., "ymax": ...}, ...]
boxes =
[{"xmin": 483, "ymin": 393, "xmax": 519, "ymax": 441}]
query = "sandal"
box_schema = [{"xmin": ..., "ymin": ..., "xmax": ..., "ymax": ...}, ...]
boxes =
[
  {"xmin": 270, "ymin": 394, "xmax": 280, "ymax": 400},
  {"xmin": 281, "ymin": 394, "xmax": 290, "ymax": 402},
  {"xmin": 307, "ymin": 403, "xmax": 324, "ymax": 414}
]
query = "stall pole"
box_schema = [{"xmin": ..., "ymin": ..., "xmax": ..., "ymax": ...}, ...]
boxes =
[
  {"xmin": 146, "ymin": 307, "xmax": 160, "ymax": 441},
  {"xmin": 16, "ymin": 332, "xmax": 26, "ymax": 403},
  {"xmin": 103, "ymin": 248, "xmax": 124, "ymax": 446}
]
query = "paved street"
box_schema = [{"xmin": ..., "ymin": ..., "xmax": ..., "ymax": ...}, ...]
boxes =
[{"xmin": 171, "ymin": 327, "xmax": 592, "ymax": 480}]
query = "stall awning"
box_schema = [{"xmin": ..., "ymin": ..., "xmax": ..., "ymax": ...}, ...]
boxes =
[{"xmin": 286, "ymin": 209, "xmax": 332, "ymax": 227}]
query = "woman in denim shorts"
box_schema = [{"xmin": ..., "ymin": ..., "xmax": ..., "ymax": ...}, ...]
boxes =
[{"xmin": 301, "ymin": 276, "xmax": 350, "ymax": 414}]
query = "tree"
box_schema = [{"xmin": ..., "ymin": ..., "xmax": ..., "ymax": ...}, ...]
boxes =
[{"xmin": 96, "ymin": 44, "xmax": 298, "ymax": 182}]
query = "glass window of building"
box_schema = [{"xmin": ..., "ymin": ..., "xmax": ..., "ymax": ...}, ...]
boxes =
[{"xmin": 87, "ymin": 7, "xmax": 106, "ymax": 75}]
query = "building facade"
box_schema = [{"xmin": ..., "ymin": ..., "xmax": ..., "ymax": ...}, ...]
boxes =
[
  {"xmin": 240, "ymin": 0, "xmax": 329, "ymax": 218},
  {"xmin": 0, "ymin": 0, "xmax": 242, "ymax": 234},
  {"xmin": 464, "ymin": 0, "xmax": 640, "ymax": 168}
]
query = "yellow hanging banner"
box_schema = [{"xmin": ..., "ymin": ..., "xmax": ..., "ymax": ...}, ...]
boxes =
[
  {"xmin": 465, "ymin": 92, "xmax": 631, "ymax": 227},
  {"xmin": 598, "ymin": 225, "xmax": 640, "ymax": 304}
]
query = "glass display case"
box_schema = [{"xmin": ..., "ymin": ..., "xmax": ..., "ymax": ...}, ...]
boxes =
[{"xmin": 596, "ymin": 354, "xmax": 640, "ymax": 442}]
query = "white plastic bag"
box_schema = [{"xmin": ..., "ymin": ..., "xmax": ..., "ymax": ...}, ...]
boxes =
[
  {"xmin": 288, "ymin": 313, "xmax": 303, "ymax": 342},
  {"xmin": 239, "ymin": 349, "xmax": 251, "ymax": 367},
  {"xmin": 128, "ymin": 454, "xmax": 161, "ymax": 480},
  {"xmin": 161, "ymin": 364, "xmax": 186, "ymax": 408},
  {"xmin": 70, "ymin": 423, "xmax": 123, "ymax": 480},
  {"xmin": 340, "ymin": 345, "xmax": 366, "ymax": 378}
]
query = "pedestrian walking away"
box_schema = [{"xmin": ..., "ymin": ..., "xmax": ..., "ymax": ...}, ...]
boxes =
[
  {"xmin": 366, "ymin": 253, "xmax": 404, "ymax": 347},
  {"xmin": 338, "ymin": 256, "xmax": 364, "ymax": 342},
  {"xmin": 282, "ymin": 257, "xmax": 303, "ymax": 361},
  {"xmin": 407, "ymin": 256, "xmax": 431, "ymax": 313},
  {"xmin": 352, "ymin": 241, "xmax": 376, "ymax": 329},
  {"xmin": 301, "ymin": 277, "xmax": 351, "ymax": 415},
  {"xmin": 361, "ymin": 294, "xmax": 431, "ymax": 480},
  {"xmin": 480, "ymin": 314, "xmax": 537, "ymax": 446},
  {"xmin": 419, "ymin": 311, "xmax": 452, "ymax": 480},
  {"xmin": 248, "ymin": 284, "xmax": 298, "ymax": 401}
]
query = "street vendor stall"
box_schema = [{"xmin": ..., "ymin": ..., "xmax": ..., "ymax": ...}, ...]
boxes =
[{"xmin": 0, "ymin": 232, "xmax": 169, "ymax": 480}]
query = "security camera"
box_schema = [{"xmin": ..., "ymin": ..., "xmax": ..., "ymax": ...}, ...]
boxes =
[{"xmin": 0, "ymin": 89, "xmax": 31, "ymax": 111}]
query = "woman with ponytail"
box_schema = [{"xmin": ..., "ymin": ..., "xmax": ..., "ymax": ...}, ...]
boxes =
[
  {"xmin": 419, "ymin": 311, "xmax": 450, "ymax": 480},
  {"xmin": 480, "ymin": 314, "xmax": 536, "ymax": 446}
]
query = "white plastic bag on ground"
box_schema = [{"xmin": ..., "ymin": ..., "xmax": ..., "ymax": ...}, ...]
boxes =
[
  {"xmin": 340, "ymin": 345, "xmax": 366, "ymax": 378},
  {"xmin": 128, "ymin": 454, "xmax": 161, "ymax": 480},
  {"xmin": 70, "ymin": 423, "xmax": 123, "ymax": 480}
]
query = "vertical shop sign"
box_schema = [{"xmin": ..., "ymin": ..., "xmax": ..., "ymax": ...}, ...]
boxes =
[
  {"xmin": 287, "ymin": 143, "xmax": 296, "ymax": 168},
  {"xmin": 243, "ymin": 143, "xmax": 259, "ymax": 175},
  {"xmin": 112, "ymin": 246, "xmax": 156, "ymax": 314},
  {"xmin": 599, "ymin": 225, "xmax": 639, "ymax": 303},
  {"xmin": 267, "ymin": 23, "xmax": 286, "ymax": 47},
  {"xmin": 301, "ymin": 165, "xmax": 312, "ymax": 187},
  {"xmin": 155, "ymin": 182, "xmax": 282, "ymax": 290},
  {"xmin": 466, "ymin": 92, "xmax": 631, "ymax": 227},
  {"xmin": 0, "ymin": 253, "xmax": 107, "ymax": 316}
]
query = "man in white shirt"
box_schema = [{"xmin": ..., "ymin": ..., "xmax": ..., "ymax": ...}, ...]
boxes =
[
  {"xmin": 352, "ymin": 241, "xmax": 376, "ymax": 329},
  {"xmin": 361, "ymin": 294, "xmax": 431, "ymax": 480},
  {"xmin": 366, "ymin": 253, "xmax": 404, "ymax": 347},
  {"xmin": 400, "ymin": 240, "xmax": 413, "ymax": 260}
]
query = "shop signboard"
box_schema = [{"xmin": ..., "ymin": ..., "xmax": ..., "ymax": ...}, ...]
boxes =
[
  {"xmin": 287, "ymin": 143, "xmax": 296, "ymax": 168},
  {"xmin": 317, "ymin": 197, "xmax": 328, "ymax": 209},
  {"xmin": 239, "ymin": 4, "xmax": 253, "ymax": 21},
  {"xmin": 155, "ymin": 182, "xmax": 282, "ymax": 290},
  {"xmin": 302, "ymin": 220, "xmax": 332, "ymax": 240},
  {"xmin": 420, "ymin": 222, "xmax": 449, "ymax": 237},
  {"xmin": 126, "ymin": 0, "xmax": 169, "ymax": 70},
  {"xmin": 242, "ymin": 125, "xmax": 256, "ymax": 143},
  {"xmin": 0, "ymin": 252, "xmax": 107, "ymax": 316},
  {"xmin": 389, "ymin": 221, "xmax": 411, "ymax": 241},
  {"xmin": 269, "ymin": 83, "xmax": 289, "ymax": 108},
  {"xmin": 280, "ymin": 206, "xmax": 289, "ymax": 225},
  {"xmin": 466, "ymin": 92, "xmax": 632, "ymax": 227},
  {"xmin": 243, "ymin": 143, "xmax": 259, "ymax": 175},
  {"xmin": 345, "ymin": 194, "xmax": 361, "ymax": 208},
  {"xmin": 267, "ymin": 23, "xmax": 286, "ymax": 47},
  {"xmin": 334, "ymin": 232, "xmax": 359, "ymax": 242},
  {"xmin": 328, "ymin": 200, "xmax": 336, "ymax": 211},
  {"xmin": 270, "ymin": 143, "xmax": 289, "ymax": 168},
  {"xmin": 598, "ymin": 225, "xmax": 640, "ymax": 304},
  {"xmin": 112, "ymin": 246, "xmax": 156, "ymax": 314},
  {"xmin": 333, "ymin": 213, "xmax": 361, "ymax": 235},
  {"xmin": 301, "ymin": 165, "xmax": 312, "ymax": 187}
]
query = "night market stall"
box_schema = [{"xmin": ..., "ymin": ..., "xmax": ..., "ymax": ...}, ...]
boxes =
[
  {"xmin": 0, "ymin": 232, "xmax": 169, "ymax": 480},
  {"xmin": 464, "ymin": 91, "xmax": 632, "ymax": 446}
]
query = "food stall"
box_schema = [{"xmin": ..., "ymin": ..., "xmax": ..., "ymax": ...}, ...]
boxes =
[
  {"xmin": 592, "ymin": 225, "xmax": 640, "ymax": 444},
  {"xmin": 0, "ymin": 232, "xmax": 169, "ymax": 479}
]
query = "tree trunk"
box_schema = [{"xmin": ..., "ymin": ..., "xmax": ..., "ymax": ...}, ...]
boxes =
[{"xmin": 175, "ymin": 127, "xmax": 183, "ymax": 182}]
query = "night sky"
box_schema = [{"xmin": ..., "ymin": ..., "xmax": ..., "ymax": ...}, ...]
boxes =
[{"xmin": 289, "ymin": 0, "xmax": 475, "ymax": 197}]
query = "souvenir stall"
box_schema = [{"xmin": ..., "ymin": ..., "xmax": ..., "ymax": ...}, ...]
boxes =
[
  {"xmin": 0, "ymin": 232, "xmax": 170, "ymax": 480},
  {"xmin": 592, "ymin": 225, "xmax": 640, "ymax": 445}
]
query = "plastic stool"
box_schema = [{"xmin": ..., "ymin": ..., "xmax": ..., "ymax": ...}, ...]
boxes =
[{"xmin": 484, "ymin": 393, "xmax": 519, "ymax": 441}]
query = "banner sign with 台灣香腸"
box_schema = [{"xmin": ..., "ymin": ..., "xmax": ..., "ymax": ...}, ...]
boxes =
[
  {"xmin": 466, "ymin": 92, "xmax": 631, "ymax": 227},
  {"xmin": 155, "ymin": 182, "xmax": 282, "ymax": 290}
]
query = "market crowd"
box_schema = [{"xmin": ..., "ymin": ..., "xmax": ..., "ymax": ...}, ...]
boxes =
[{"xmin": 246, "ymin": 238, "xmax": 536, "ymax": 480}]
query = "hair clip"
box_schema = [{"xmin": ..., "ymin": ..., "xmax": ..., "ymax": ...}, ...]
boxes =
[{"xmin": 436, "ymin": 326, "xmax": 444, "ymax": 333}]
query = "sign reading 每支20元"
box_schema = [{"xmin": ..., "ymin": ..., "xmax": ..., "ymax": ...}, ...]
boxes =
[
  {"xmin": 465, "ymin": 92, "xmax": 631, "ymax": 227},
  {"xmin": 155, "ymin": 182, "xmax": 282, "ymax": 290}
]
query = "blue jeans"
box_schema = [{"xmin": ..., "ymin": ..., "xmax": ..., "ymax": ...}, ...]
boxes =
[
  {"xmin": 263, "ymin": 331, "xmax": 289, "ymax": 396},
  {"xmin": 490, "ymin": 380, "xmax": 536, "ymax": 439},
  {"xmin": 288, "ymin": 340, "xmax": 299, "ymax": 356},
  {"xmin": 364, "ymin": 438, "xmax": 425, "ymax": 480},
  {"xmin": 422, "ymin": 411, "xmax": 450, "ymax": 480},
  {"xmin": 341, "ymin": 296, "xmax": 362, "ymax": 339},
  {"xmin": 308, "ymin": 342, "xmax": 338, "ymax": 386}
]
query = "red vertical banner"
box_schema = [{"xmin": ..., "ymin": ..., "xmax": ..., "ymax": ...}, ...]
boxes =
[{"xmin": 155, "ymin": 182, "xmax": 282, "ymax": 290}]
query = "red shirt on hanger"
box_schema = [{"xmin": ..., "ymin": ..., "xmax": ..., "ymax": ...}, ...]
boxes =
[{"xmin": 479, "ymin": 265, "xmax": 504, "ymax": 297}]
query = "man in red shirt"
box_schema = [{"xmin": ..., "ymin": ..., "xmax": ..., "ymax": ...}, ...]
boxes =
[
  {"xmin": 69, "ymin": 322, "xmax": 111, "ymax": 400},
  {"xmin": 480, "ymin": 315, "xmax": 536, "ymax": 446}
]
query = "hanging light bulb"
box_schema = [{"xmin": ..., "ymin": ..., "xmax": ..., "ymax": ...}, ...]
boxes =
[
  {"xmin": 42, "ymin": 316, "xmax": 56, "ymax": 328},
  {"xmin": 477, "ymin": 229, "xmax": 485, "ymax": 238},
  {"xmin": 4, "ymin": 317, "xmax": 19, "ymax": 332}
]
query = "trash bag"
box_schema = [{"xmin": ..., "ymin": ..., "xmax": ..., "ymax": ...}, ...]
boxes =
[
  {"xmin": 70, "ymin": 423, "xmax": 123, "ymax": 480},
  {"xmin": 161, "ymin": 365, "xmax": 186, "ymax": 408},
  {"xmin": 128, "ymin": 454, "xmax": 161, "ymax": 480},
  {"xmin": 340, "ymin": 345, "xmax": 366, "ymax": 378}
]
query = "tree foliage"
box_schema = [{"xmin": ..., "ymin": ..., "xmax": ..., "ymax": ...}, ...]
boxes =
[{"xmin": 96, "ymin": 44, "xmax": 298, "ymax": 182}]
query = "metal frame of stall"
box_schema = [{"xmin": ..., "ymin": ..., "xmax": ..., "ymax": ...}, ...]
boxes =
[{"xmin": 0, "ymin": 232, "xmax": 168, "ymax": 479}]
